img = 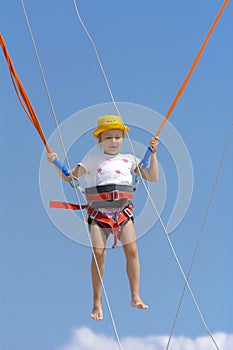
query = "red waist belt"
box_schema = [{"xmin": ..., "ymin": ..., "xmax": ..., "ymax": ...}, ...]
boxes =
[
  {"xmin": 50, "ymin": 190, "xmax": 134, "ymax": 210},
  {"xmin": 85, "ymin": 190, "xmax": 134, "ymax": 203}
]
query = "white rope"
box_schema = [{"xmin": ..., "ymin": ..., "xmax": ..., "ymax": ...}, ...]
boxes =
[
  {"xmin": 141, "ymin": 173, "xmax": 221, "ymax": 350},
  {"xmin": 20, "ymin": 2, "xmax": 123, "ymax": 349},
  {"xmin": 166, "ymin": 123, "xmax": 233, "ymax": 350},
  {"xmin": 72, "ymin": 3, "xmax": 221, "ymax": 350},
  {"xmin": 73, "ymin": 0, "xmax": 141, "ymax": 172}
]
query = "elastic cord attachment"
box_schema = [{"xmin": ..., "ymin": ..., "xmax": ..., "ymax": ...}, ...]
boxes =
[
  {"xmin": 53, "ymin": 158, "xmax": 70, "ymax": 177},
  {"xmin": 139, "ymin": 146, "xmax": 152, "ymax": 169}
]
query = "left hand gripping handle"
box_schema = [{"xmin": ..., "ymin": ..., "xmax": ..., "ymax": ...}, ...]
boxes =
[{"xmin": 53, "ymin": 158, "xmax": 70, "ymax": 177}]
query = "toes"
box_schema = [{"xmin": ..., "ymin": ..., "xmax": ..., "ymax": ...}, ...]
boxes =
[
  {"xmin": 131, "ymin": 300, "xmax": 149, "ymax": 309},
  {"xmin": 91, "ymin": 311, "xmax": 103, "ymax": 321}
]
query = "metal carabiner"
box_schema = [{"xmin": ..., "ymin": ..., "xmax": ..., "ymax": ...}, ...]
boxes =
[{"xmin": 69, "ymin": 176, "xmax": 81, "ymax": 189}]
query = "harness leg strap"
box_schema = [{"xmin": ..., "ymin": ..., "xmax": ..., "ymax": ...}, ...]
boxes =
[{"xmin": 87, "ymin": 204, "xmax": 134, "ymax": 248}]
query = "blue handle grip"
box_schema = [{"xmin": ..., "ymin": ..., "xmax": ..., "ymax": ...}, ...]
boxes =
[
  {"xmin": 53, "ymin": 158, "xmax": 70, "ymax": 177},
  {"xmin": 139, "ymin": 146, "xmax": 152, "ymax": 169}
]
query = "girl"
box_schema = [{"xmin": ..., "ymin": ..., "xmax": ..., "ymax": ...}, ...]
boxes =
[{"xmin": 47, "ymin": 115, "xmax": 159, "ymax": 321}]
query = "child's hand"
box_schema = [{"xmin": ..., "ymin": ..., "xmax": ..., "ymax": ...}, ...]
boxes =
[
  {"xmin": 47, "ymin": 152, "xmax": 57, "ymax": 163},
  {"xmin": 149, "ymin": 136, "xmax": 159, "ymax": 153}
]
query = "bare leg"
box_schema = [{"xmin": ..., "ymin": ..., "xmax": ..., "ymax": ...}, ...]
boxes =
[
  {"xmin": 121, "ymin": 220, "xmax": 148, "ymax": 309},
  {"xmin": 90, "ymin": 222, "xmax": 107, "ymax": 320}
]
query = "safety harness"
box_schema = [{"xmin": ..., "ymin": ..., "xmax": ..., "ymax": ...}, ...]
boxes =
[{"xmin": 50, "ymin": 184, "xmax": 135, "ymax": 248}]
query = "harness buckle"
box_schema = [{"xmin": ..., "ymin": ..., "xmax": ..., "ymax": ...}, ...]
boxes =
[
  {"xmin": 112, "ymin": 190, "xmax": 120, "ymax": 201},
  {"xmin": 90, "ymin": 209, "xmax": 98, "ymax": 219},
  {"xmin": 124, "ymin": 207, "xmax": 133, "ymax": 218}
]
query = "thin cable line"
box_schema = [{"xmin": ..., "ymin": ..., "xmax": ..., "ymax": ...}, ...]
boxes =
[
  {"xmin": 21, "ymin": 1, "xmax": 66, "ymax": 162},
  {"xmin": 73, "ymin": 0, "xmax": 119, "ymax": 116},
  {"xmin": 166, "ymin": 123, "xmax": 233, "ymax": 350},
  {"xmin": 20, "ymin": 2, "xmax": 123, "ymax": 349},
  {"xmin": 73, "ymin": 0, "xmax": 141, "ymax": 171},
  {"xmin": 73, "ymin": 3, "xmax": 220, "ymax": 349},
  {"xmin": 145, "ymin": 181, "xmax": 220, "ymax": 350}
]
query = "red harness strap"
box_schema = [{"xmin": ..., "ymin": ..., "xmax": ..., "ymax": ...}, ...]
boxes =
[
  {"xmin": 88, "ymin": 204, "xmax": 133, "ymax": 248},
  {"xmin": 50, "ymin": 201, "xmax": 87, "ymax": 210},
  {"xmin": 85, "ymin": 191, "xmax": 134, "ymax": 203}
]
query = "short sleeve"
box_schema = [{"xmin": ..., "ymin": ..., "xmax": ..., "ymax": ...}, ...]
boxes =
[
  {"xmin": 78, "ymin": 153, "xmax": 93, "ymax": 173},
  {"xmin": 129, "ymin": 154, "xmax": 140, "ymax": 171}
]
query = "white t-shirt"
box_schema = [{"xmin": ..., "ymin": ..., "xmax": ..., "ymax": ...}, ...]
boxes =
[{"xmin": 79, "ymin": 147, "xmax": 140, "ymax": 188}]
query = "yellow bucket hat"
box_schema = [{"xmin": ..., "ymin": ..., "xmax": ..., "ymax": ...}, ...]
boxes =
[{"xmin": 93, "ymin": 115, "xmax": 130, "ymax": 138}]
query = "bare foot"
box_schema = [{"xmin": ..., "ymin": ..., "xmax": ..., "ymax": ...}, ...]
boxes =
[
  {"xmin": 131, "ymin": 298, "xmax": 149, "ymax": 310},
  {"xmin": 91, "ymin": 302, "xmax": 103, "ymax": 321}
]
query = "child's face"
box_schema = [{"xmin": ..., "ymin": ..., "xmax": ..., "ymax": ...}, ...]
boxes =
[{"xmin": 99, "ymin": 129, "xmax": 124, "ymax": 155}]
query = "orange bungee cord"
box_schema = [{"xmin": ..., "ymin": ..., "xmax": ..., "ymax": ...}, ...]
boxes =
[
  {"xmin": 140, "ymin": 0, "xmax": 229, "ymax": 168},
  {"xmin": 0, "ymin": 33, "xmax": 52, "ymax": 154},
  {"xmin": 155, "ymin": 0, "xmax": 229, "ymax": 137}
]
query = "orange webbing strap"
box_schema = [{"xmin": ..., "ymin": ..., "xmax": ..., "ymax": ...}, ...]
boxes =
[
  {"xmin": 0, "ymin": 33, "xmax": 52, "ymax": 153},
  {"xmin": 155, "ymin": 0, "xmax": 229, "ymax": 137},
  {"xmin": 50, "ymin": 200, "xmax": 87, "ymax": 210}
]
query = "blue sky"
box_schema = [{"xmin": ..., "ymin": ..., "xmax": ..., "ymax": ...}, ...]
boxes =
[{"xmin": 1, "ymin": 1, "xmax": 233, "ymax": 350}]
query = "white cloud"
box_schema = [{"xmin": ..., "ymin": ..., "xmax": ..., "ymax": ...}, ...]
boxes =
[{"xmin": 58, "ymin": 327, "xmax": 233, "ymax": 350}]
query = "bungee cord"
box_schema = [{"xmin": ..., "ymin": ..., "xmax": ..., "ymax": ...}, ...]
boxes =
[
  {"xmin": 72, "ymin": 1, "xmax": 229, "ymax": 349},
  {"xmin": 153, "ymin": 0, "xmax": 230, "ymax": 138},
  {"xmin": 20, "ymin": 3, "xmax": 124, "ymax": 350},
  {"xmin": 0, "ymin": 33, "xmax": 52, "ymax": 154}
]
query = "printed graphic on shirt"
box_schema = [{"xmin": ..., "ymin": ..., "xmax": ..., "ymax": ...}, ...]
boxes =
[
  {"xmin": 95, "ymin": 157, "xmax": 133, "ymax": 186},
  {"xmin": 80, "ymin": 148, "xmax": 140, "ymax": 187}
]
